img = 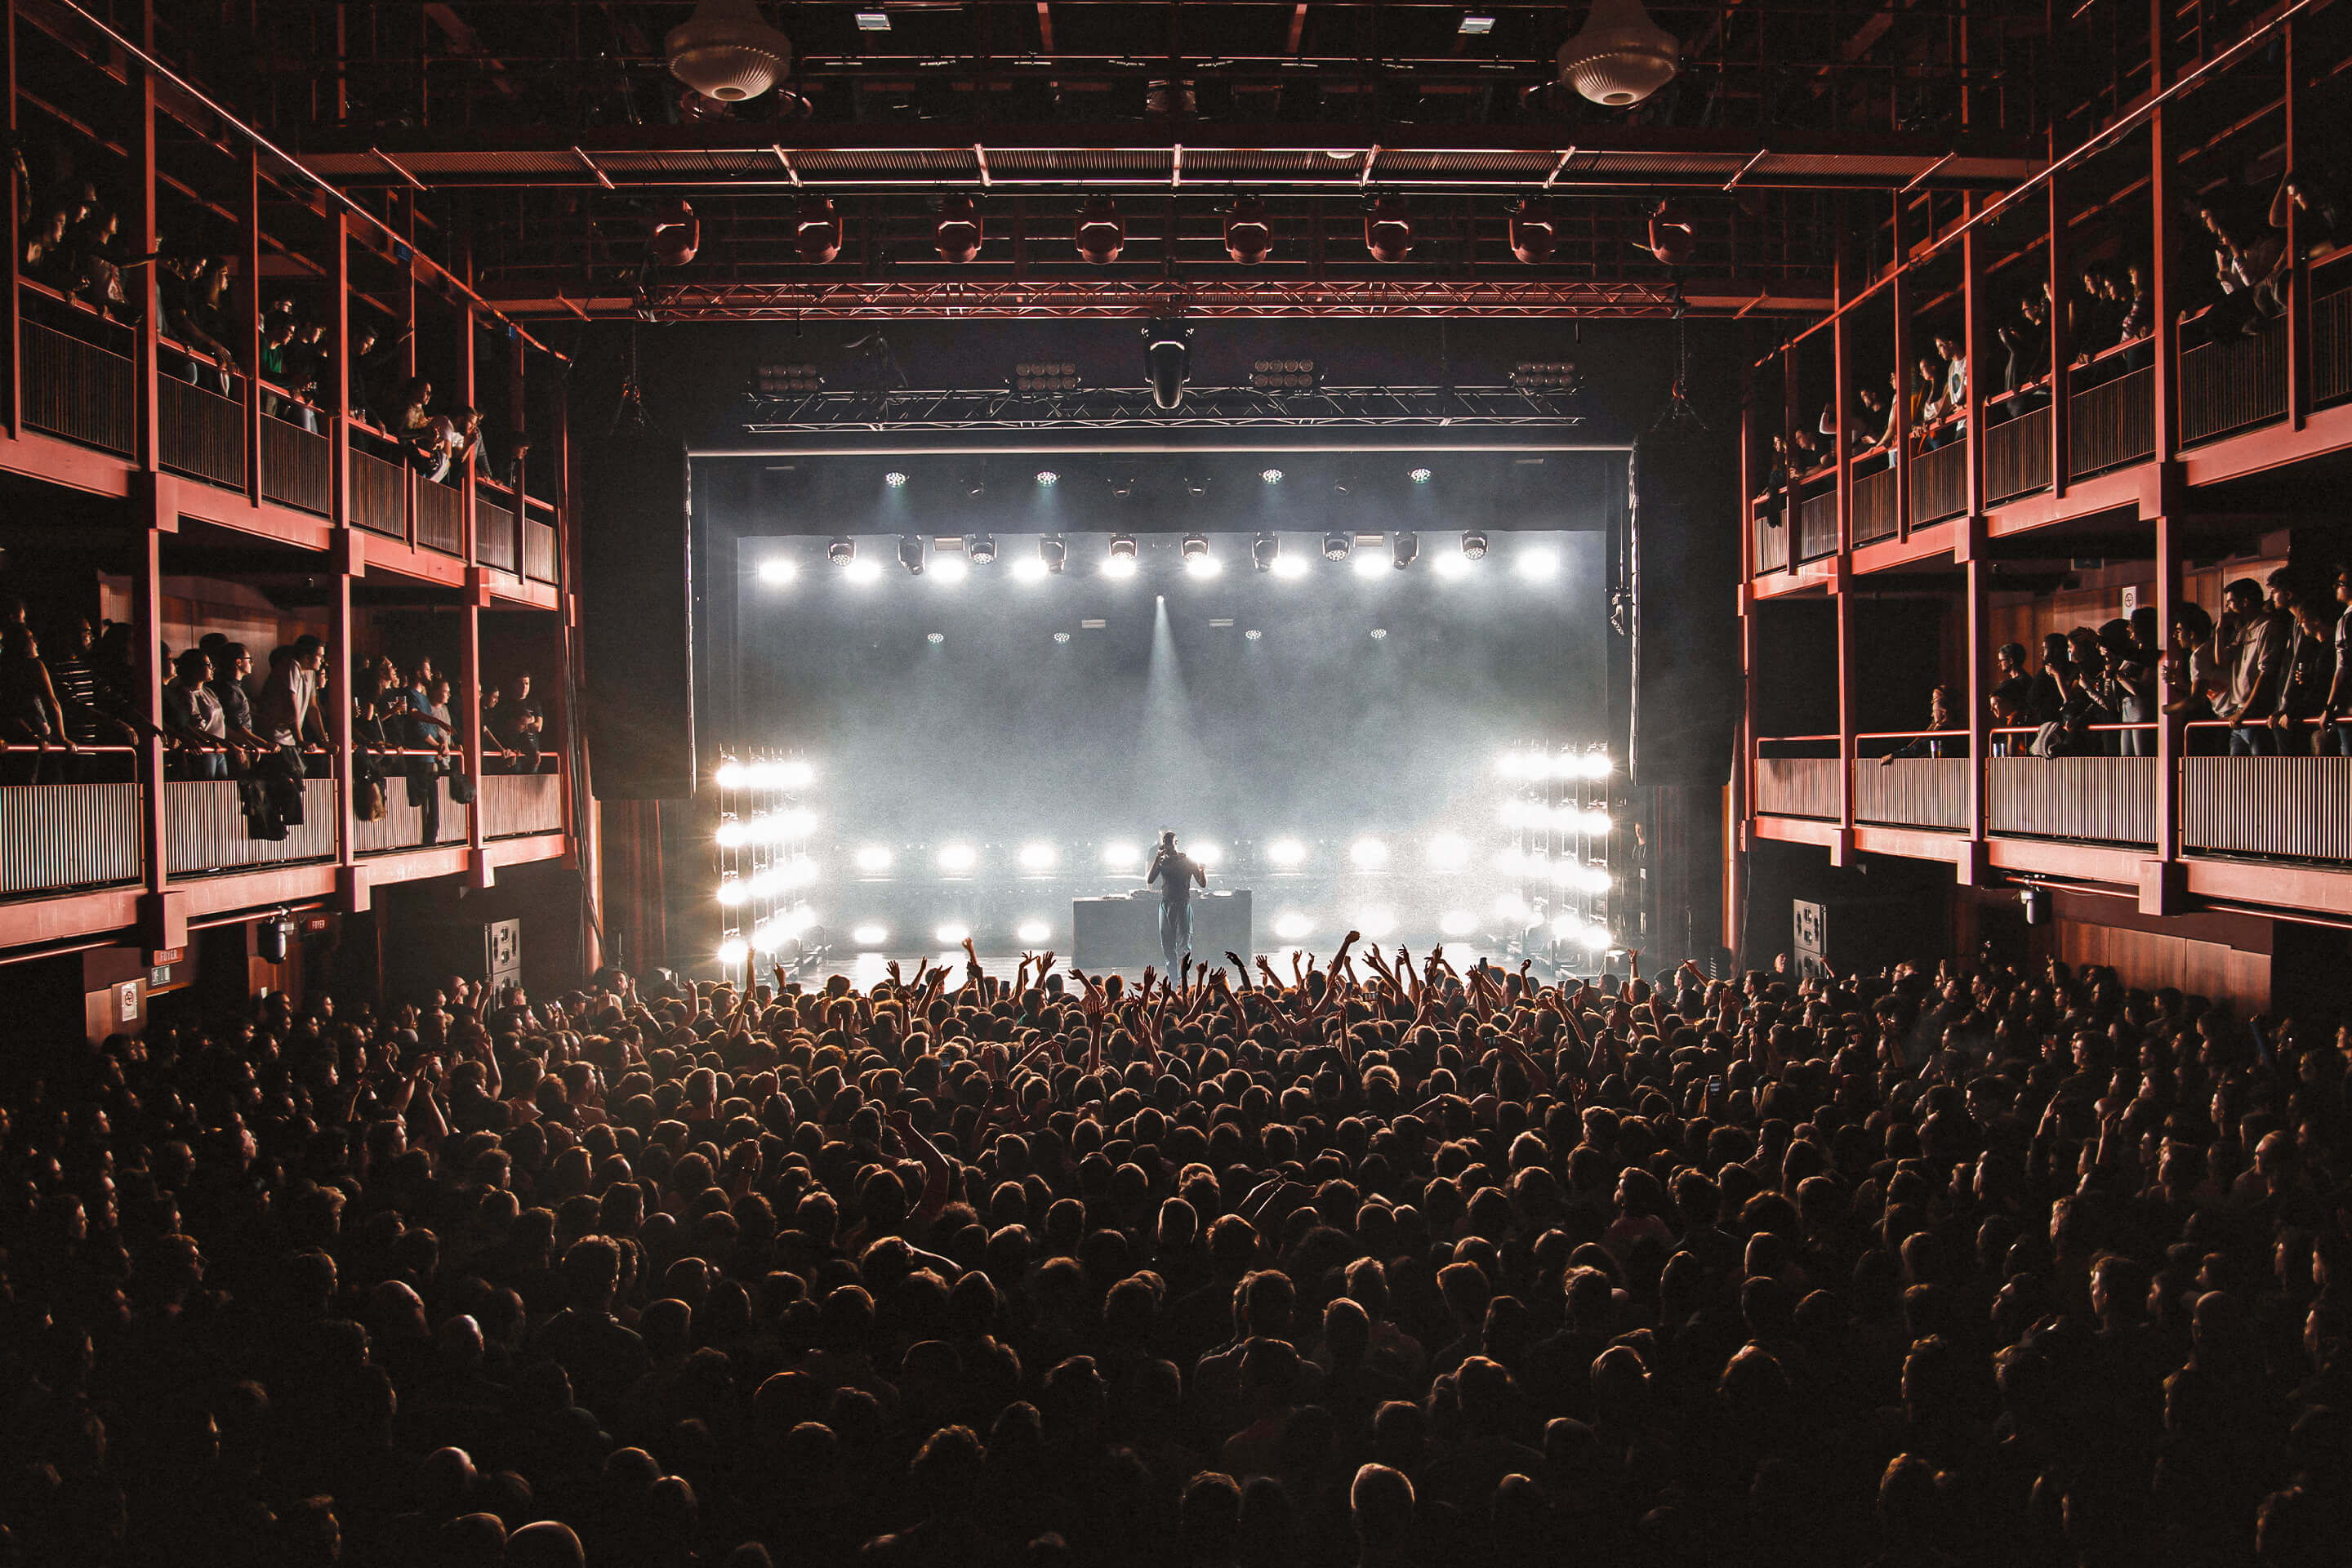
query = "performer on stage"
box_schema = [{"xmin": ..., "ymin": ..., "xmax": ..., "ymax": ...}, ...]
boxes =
[{"xmin": 1145, "ymin": 829, "xmax": 1206, "ymax": 967}]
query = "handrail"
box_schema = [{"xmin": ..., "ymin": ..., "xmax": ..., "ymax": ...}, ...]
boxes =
[
  {"xmin": 1855, "ymin": 729, "xmax": 1970, "ymax": 740},
  {"xmin": 49, "ymin": 0, "xmax": 564, "ymax": 361}
]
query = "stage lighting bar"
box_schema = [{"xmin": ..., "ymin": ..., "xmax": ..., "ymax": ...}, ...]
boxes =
[
  {"xmin": 757, "ymin": 558, "xmax": 797, "ymax": 586},
  {"xmin": 1322, "ymin": 530, "xmax": 1354, "ymax": 562},
  {"xmin": 1461, "ymin": 529, "xmax": 1489, "ymax": 559},
  {"xmin": 755, "ymin": 362, "xmax": 822, "ymax": 395},
  {"xmin": 1250, "ymin": 359, "xmax": 1317, "ymax": 390},
  {"xmin": 1515, "ymin": 547, "xmax": 1561, "ymax": 582},
  {"xmin": 1103, "ymin": 536, "xmax": 1139, "ymax": 578},
  {"xmin": 937, "ymin": 843, "xmax": 978, "ymax": 872},
  {"xmin": 717, "ymin": 759, "xmax": 817, "ymax": 791},
  {"xmin": 967, "ymin": 534, "xmax": 999, "ymax": 566},
  {"xmin": 1267, "ymin": 837, "xmax": 1307, "ymax": 868},
  {"xmin": 1018, "ymin": 842, "xmax": 1059, "ymax": 872},
  {"xmin": 853, "ymin": 923, "xmax": 889, "ymax": 947},
  {"xmin": 829, "ymin": 537, "xmax": 858, "ymax": 565},
  {"xmin": 854, "ymin": 844, "xmax": 895, "ymax": 874},
  {"xmin": 1102, "ymin": 841, "xmax": 1140, "ymax": 869},
  {"xmin": 898, "ymin": 537, "xmax": 928, "ymax": 577},
  {"xmin": 1182, "ymin": 535, "xmax": 1220, "ymax": 578},
  {"xmin": 930, "ymin": 552, "xmax": 969, "ymax": 585},
  {"xmin": 1511, "ymin": 360, "xmax": 1583, "ymax": 394},
  {"xmin": 1352, "ymin": 550, "xmax": 1386, "ymax": 579},
  {"xmin": 1014, "ymin": 361, "xmax": 1080, "ymax": 393}
]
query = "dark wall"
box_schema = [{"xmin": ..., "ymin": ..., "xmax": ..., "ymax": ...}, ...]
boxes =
[{"xmin": 581, "ymin": 429, "xmax": 694, "ymax": 800}]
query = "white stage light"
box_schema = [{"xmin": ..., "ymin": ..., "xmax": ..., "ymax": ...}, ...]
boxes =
[
  {"xmin": 1018, "ymin": 842, "xmax": 1059, "ymax": 871},
  {"xmin": 1013, "ymin": 555, "xmax": 1049, "ymax": 582},
  {"xmin": 1432, "ymin": 552, "xmax": 1471, "ymax": 579},
  {"xmin": 1271, "ymin": 555, "xmax": 1309, "ymax": 580},
  {"xmin": 1349, "ymin": 837, "xmax": 1389, "ymax": 869},
  {"xmin": 1192, "ymin": 841, "xmax": 1223, "ymax": 867},
  {"xmin": 715, "ymin": 880, "xmax": 748, "ymax": 906},
  {"xmin": 718, "ymin": 936, "xmax": 750, "ymax": 964},
  {"xmin": 1267, "ymin": 837, "xmax": 1307, "ymax": 868},
  {"xmin": 781, "ymin": 856, "xmax": 820, "ymax": 888},
  {"xmin": 757, "ymin": 558, "xmax": 797, "ymax": 585},
  {"xmin": 1036, "ymin": 470, "xmax": 1060, "ymax": 485},
  {"xmin": 1580, "ymin": 751, "xmax": 1613, "ymax": 779},
  {"xmin": 1440, "ymin": 910, "xmax": 1477, "ymax": 936},
  {"xmin": 1016, "ymin": 919, "xmax": 1052, "ymax": 942},
  {"xmin": 853, "ymin": 923, "xmax": 889, "ymax": 947},
  {"xmin": 1352, "ymin": 550, "xmax": 1386, "ymax": 579},
  {"xmin": 1184, "ymin": 552, "xmax": 1222, "ymax": 579},
  {"xmin": 1260, "ymin": 467, "xmax": 1285, "ymax": 483},
  {"xmin": 1410, "ymin": 466, "xmax": 1434, "ymax": 483},
  {"xmin": 715, "ymin": 760, "xmax": 746, "ymax": 790},
  {"xmin": 777, "ymin": 905, "xmax": 817, "ymax": 938},
  {"xmin": 1551, "ymin": 911, "xmax": 1583, "ymax": 940},
  {"xmin": 1427, "ymin": 833, "xmax": 1470, "ymax": 871},
  {"xmin": 773, "ymin": 807, "xmax": 817, "ymax": 838},
  {"xmin": 777, "ymin": 760, "xmax": 816, "ymax": 790},
  {"xmin": 1580, "ymin": 924, "xmax": 1611, "ymax": 950},
  {"xmin": 1102, "ymin": 555, "xmax": 1139, "ymax": 580},
  {"xmin": 934, "ymin": 922, "xmax": 972, "ymax": 945},
  {"xmin": 1548, "ymin": 859, "xmax": 1579, "ymax": 886},
  {"xmin": 844, "ymin": 559, "xmax": 882, "ymax": 584},
  {"xmin": 1102, "ymin": 841, "xmax": 1140, "ymax": 869},
  {"xmin": 853, "ymin": 844, "xmax": 894, "ymax": 874},
  {"xmin": 1494, "ymin": 892, "xmax": 1530, "ymax": 920},
  {"xmin": 938, "ymin": 843, "xmax": 978, "ymax": 872},
  {"xmin": 1516, "ymin": 547, "xmax": 1560, "ymax": 582},
  {"xmin": 931, "ymin": 554, "xmax": 969, "ymax": 584},
  {"xmin": 715, "ymin": 820, "xmax": 748, "ymax": 848},
  {"xmin": 1578, "ymin": 866, "xmax": 1614, "ymax": 893},
  {"xmin": 1273, "ymin": 911, "xmax": 1314, "ymax": 940},
  {"xmin": 1580, "ymin": 809, "xmax": 1614, "ymax": 835},
  {"xmin": 1359, "ymin": 906, "xmax": 1397, "ymax": 938},
  {"xmin": 884, "ymin": 471, "xmax": 909, "ymax": 488}
]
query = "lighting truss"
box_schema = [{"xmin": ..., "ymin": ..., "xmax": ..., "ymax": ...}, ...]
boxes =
[{"xmin": 741, "ymin": 384, "xmax": 1584, "ymax": 434}]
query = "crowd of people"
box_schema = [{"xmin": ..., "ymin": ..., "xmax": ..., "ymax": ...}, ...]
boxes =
[{"xmin": 2, "ymin": 930, "xmax": 2345, "ymax": 1568}]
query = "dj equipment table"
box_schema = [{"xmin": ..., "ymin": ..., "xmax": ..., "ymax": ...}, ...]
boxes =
[{"xmin": 1071, "ymin": 890, "xmax": 1252, "ymax": 970}]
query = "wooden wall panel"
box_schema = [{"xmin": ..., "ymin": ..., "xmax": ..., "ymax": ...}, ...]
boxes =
[{"xmin": 2051, "ymin": 917, "xmax": 2271, "ymax": 1011}]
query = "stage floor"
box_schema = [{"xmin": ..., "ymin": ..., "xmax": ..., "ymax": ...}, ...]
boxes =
[{"xmin": 797, "ymin": 946, "xmax": 1526, "ymax": 990}]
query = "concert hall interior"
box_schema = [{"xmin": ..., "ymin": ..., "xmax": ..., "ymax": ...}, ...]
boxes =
[{"xmin": 7, "ymin": 4, "xmax": 2352, "ymax": 1567}]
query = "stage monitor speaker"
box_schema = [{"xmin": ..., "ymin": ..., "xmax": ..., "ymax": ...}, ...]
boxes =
[
  {"xmin": 1630, "ymin": 412, "xmax": 1740, "ymax": 789},
  {"xmin": 582, "ymin": 428, "xmax": 695, "ymax": 800}
]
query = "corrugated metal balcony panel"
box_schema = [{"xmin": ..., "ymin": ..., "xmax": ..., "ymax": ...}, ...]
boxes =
[
  {"xmin": 483, "ymin": 773, "xmax": 563, "ymax": 840},
  {"xmin": 1989, "ymin": 756, "xmax": 2155, "ymax": 844},
  {"xmin": 1757, "ymin": 758, "xmax": 1839, "ymax": 820},
  {"xmin": 164, "ymin": 781, "xmax": 335, "ymax": 875},
  {"xmin": 1855, "ymin": 759, "xmax": 1968, "ymax": 831},
  {"xmin": 0, "ymin": 786, "xmax": 142, "ymax": 896},
  {"xmin": 355, "ymin": 778, "xmax": 470, "ymax": 856},
  {"xmin": 2182, "ymin": 757, "xmax": 2352, "ymax": 861}
]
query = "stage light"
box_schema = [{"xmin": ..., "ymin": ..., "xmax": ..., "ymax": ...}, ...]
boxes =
[
  {"xmin": 1350, "ymin": 837, "xmax": 1389, "ymax": 869},
  {"xmin": 927, "ymin": 632, "xmax": 946, "ymax": 645},
  {"xmin": 967, "ymin": 534, "xmax": 998, "ymax": 566},
  {"xmin": 935, "ymin": 922, "xmax": 972, "ymax": 945},
  {"xmin": 1225, "ymin": 194, "xmax": 1273, "ymax": 264},
  {"xmin": 855, "ymin": 11, "xmax": 890, "ymax": 30},
  {"xmin": 937, "ymin": 194, "xmax": 983, "ymax": 263},
  {"xmin": 1017, "ymin": 920, "xmax": 1052, "ymax": 943},
  {"xmin": 930, "ymin": 554, "xmax": 969, "ymax": 585},
  {"xmin": 1369, "ymin": 628, "xmax": 1388, "ymax": 641},
  {"xmin": 1509, "ymin": 196, "xmax": 1557, "ymax": 264},
  {"xmin": 1144, "ymin": 316, "xmax": 1191, "ymax": 409},
  {"xmin": 1102, "ymin": 555, "xmax": 1138, "ymax": 580},
  {"xmin": 777, "ymin": 760, "xmax": 815, "ymax": 790},
  {"xmin": 716, "ymin": 820, "xmax": 748, "ymax": 848},
  {"xmin": 1036, "ymin": 470, "xmax": 1059, "ymax": 486},
  {"xmin": 1548, "ymin": 859, "xmax": 1579, "ymax": 886},
  {"xmin": 1245, "ymin": 629, "xmax": 1263, "ymax": 639},
  {"xmin": 795, "ymin": 194, "xmax": 842, "ymax": 264},
  {"xmin": 1182, "ymin": 537, "xmax": 1219, "ymax": 578},
  {"xmin": 1192, "ymin": 841, "xmax": 1223, "ymax": 867},
  {"xmin": 1267, "ymin": 837, "xmax": 1307, "ymax": 868},
  {"xmin": 1079, "ymin": 197, "xmax": 1125, "ymax": 263},
  {"xmin": 781, "ymin": 855, "xmax": 820, "ymax": 889},
  {"xmin": 1251, "ymin": 359, "xmax": 1317, "ymax": 391},
  {"xmin": 1433, "ymin": 553, "xmax": 1471, "ymax": 580},
  {"xmin": 772, "ymin": 806, "xmax": 817, "ymax": 838},
  {"xmin": 1579, "ymin": 809, "xmax": 1614, "ymax": 835},
  {"xmin": 716, "ymin": 880, "xmax": 748, "ymax": 906},
  {"xmin": 1322, "ymin": 531, "xmax": 1354, "ymax": 562},
  {"xmin": 1252, "ymin": 533, "xmax": 1281, "ymax": 573},
  {"xmin": 1392, "ymin": 532, "xmax": 1419, "ymax": 570},
  {"xmin": 1359, "ymin": 906, "xmax": 1398, "ymax": 938},
  {"xmin": 938, "ymin": 843, "xmax": 978, "ymax": 872},
  {"xmin": 1427, "ymin": 834, "xmax": 1471, "ymax": 871},
  {"xmin": 1273, "ymin": 911, "xmax": 1315, "ymax": 940},
  {"xmin": 1013, "ymin": 555, "xmax": 1049, "ymax": 582},
  {"xmin": 1516, "ymin": 546, "xmax": 1560, "ymax": 582},
  {"xmin": 1040, "ymin": 535, "xmax": 1067, "ymax": 575},
  {"xmin": 853, "ymin": 923, "xmax": 889, "ymax": 947},
  {"xmin": 1054, "ymin": 631, "xmax": 1072, "ymax": 644},
  {"xmin": 854, "ymin": 844, "xmax": 894, "ymax": 873},
  {"xmin": 1579, "ymin": 751, "xmax": 1613, "ymax": 780},
  {"xmin": 1018, "ymin": 842, "xmax": 1059, "ymax": 872},
  {"xmin": 1102, "ymin": 841, "xmax": 1140, "ymax": 869},
  {"xmin": 1365, "ymin": 194, "xmax": 1413, "ymax": 261},
  {"xmin": 1578, "ymin": 866, "xmax": 1613, "ymax": 893},
  {"xmin": 1261, "ymin": 468, "xmax": 1285, "ymax": 484},
  {"xmin": 1459, "ymin": 14, "xmax": 1495, "ymax": 34},
  {"xmin": 1410, "ymin": 466, "xmax": 1433, "ymax": 483},
  {"xmin": 1440, "ymin": 910, "xmax": 1478, "ymax": 937},
  {"xmin": 884, "ymin": 472, "xmax": 908, "ymax": 488},
  {"xmin": 829, "ymin": 537, "xmax": 857, "ymax": 565},
  {"xmin": 1494, "ymin": 892, "xmax": 1530, "ymax": 920},
  {"xmin": 1551, "ymin": 911, "xmax": 1582, "ymax": 940},
  {"xmin": 898, "ymin": 537, "xmax": 927, "ymax": 576},
  {"xmin": 1272, "ymin": 555, "xmax": 1309, "ymax": 580},
  {"xmin": 715, "ymin": 760, "xmax": 746, "ymax": 790},
  {"xmin": 1461, "ymin": 530, "xmax": 1489, "ymax": 560},
  {"xmin": 757, "ymin": 558, "xmax": 797, "ymax": 585},
  {"xmin": 845, "ymin": 559, "xmax": 881, "ymax": 585},
  {"xmin": 1352, "ymin": 551, "xmax": 1385, "ymax": 580},
  {"xmin": 718, "ymin": 936, "xmax": 750, "ymax": 964}
]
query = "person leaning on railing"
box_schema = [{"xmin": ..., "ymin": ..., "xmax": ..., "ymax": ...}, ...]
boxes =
[
  {"xmin": 2213, "ymin": 576, "xmax": 2292, "ymax": 755},
  {"xmin": 2270, "ymin": 595, "xmax": 2341, "ymax": 757},
  {"xmin": 1880, "ymin": 686, "xmax": 1957, "ymax": 764}
]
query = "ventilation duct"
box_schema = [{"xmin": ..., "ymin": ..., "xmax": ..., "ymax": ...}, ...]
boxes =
[
  {"xmin": 666, "ymin": 0, "xmax": 793, "ymax": 103},
  {"xmin": 1556, "ymin": 0, "xmax": 1677, "ymax": 109}
]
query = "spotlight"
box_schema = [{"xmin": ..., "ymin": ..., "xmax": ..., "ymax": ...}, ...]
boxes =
[
  {"xmin": 1016, "ymin": 920, "xmax": 1052, "ymax": 944},
  {"xmin": 1392, "ymin": 532, "xmax": 1419, "ymax": 570},
  {"xmin": 1192, "ymin": 842, "xmax": 1223, "ymax": 867},
  {"xmin": 1018, "ymin": 842, "xmax": 1059, "ymax": 872},
  {"xmin": 1035, "ymin": 470, "xmax": 1059, "ymax": 486},
  {"xmin": 757, "ymin": 558, "xmax": 797, "ymax": 585},
  {"xmin": 715, "ymin": 760, "xmax": 746, "ymax": 790},
  {"xmin": 934, "ymin": 922, "xmax": 972, "ymax": 945},
  {"xmin": 1322, "ymin": 531, "xmax": 1354, "ymax": 562},
  {"xmin": 1103, "ymin": 536, "xmax": 1139, "ymax": 578},
  {"xmin": 1101, "ymin": 841, "xmax": 1140, "ymax": 869},
  {"xmin": 1510, "ymin": 361, "xmax": 1583, "ymax": 393},
  {"xmin": 795, "ymin": 194, "xmax": 842, "ymax": 264},
  {"xmin": 1250, "ymin": 359, "xmax": 1317, "ymax": 391},
  {"xmin": 1077, "ymin": 197, "xmax": 1125, "ymax": 263},
  {"xmin": 1350, "ymin": 837, "xmax": 1389, "ymax": 870},
  {"xmin": 1352, "ymin": 551, "xmax": 1386, "ymax": 579},
  {"xmin": 1516, "ymin": 546, "xmax": 1560, "ymax": 581},
  {"xmin": 844, "ymin": 559, "xmax": 882, "ymax": 585},
  {"xmin": 852, "ymin": 923, "xmax": 889, "ymax": 947},
  {"xmin": 1144, "ymin": 317, "xmax": 1191, "ymax": 410},
  {"xmin": 1508, "ymin": 196, "xmax": 1556, "ymax": 264},
  {"xmin": 853, "ymin": 844, "xmax": 894, "ymax": 874},
  {"xmin": 1440, "ymin": 910, "xmax": 1477, "ymax": 937},
  {"xmin": 1245, "ymin": 628, "xmax": 1263, "ymax": 639},
  {"xmin": 718, "ymin": 936, "xmax": 750, "ymax": 964},
  {"xmin": 1271, "ymin": 555, "xmax": 1309, "ymax": 580},
  {"xmin": 1224, "ymin": 194, "xmax": 1273, "ymax": 264},
  {"xmin": 828, "ymin": 537, "xmax": 858, "ymax": 565},
  {"xmin": 1182, "ymin": 536, "xmax": 1218, "ymax": 578},
  {"xmin": 930, "ymin": 554, "xmax": 969, "ymax": 584},
  {"xmin": 1578, "ymin": 866, "xmax": 1614, "ymax": 893},
  {"xmin": 884, "ymin": 471, "xmax": 908, "ymax": 488},
  {"xmin": 1579, "ymin": 810, "xmax": 1614, "ymax": 835},
  {"xmin": 1054, "ymin": 631, "xmax": 1071, "ymax": 644},
  {"xmin": 1459, "ymin": 14, "xmax": 1496, "ymax": 34},
  {"xmin": 1260, "ymin": 467, "xmax": 1285, "ymax": 484},
  {"xmin": 715, "ymin": 820, "xmax": 748, "ymax": 848},
  {"xmin": 1013, "ymin": 555, "xmax": 1049, "ymax": 582},
  {"xmin": 1252, "ymin": 533, "xmax": 1281, "ymax": 573},
  {"xmin": 927, "ymin": 633, "xmax": 946, "ymax": 645},
  {"xmin": 1548, "ymin": 859, "xmax": 1579, "ymax": 887},
  {"xmin": 1014, "ymin": 362, "xmax": 1079, "ymax": 394},
  {"xmin": 936, "ymin": 194, "xmax": 983, "ymax": 263},
  {"xmin": 1365, "ymin": 193, "xmax": 1413, "ymax": 261},
  {"xmin": 1040, "ymin": 535, "xmax": 1067, "ymax": 575},
  {"xmin": 1580, "ymin": 751, "xmax": 1614, "ymax": 780},
  {"xmin": 1358, "ymin": 906, "xmax": 1398, "ymax": 938},
  {"xmin": 898, "ymin": 537, "xmax": 927, "ymax": 576},
  {"xmin": 1433, "ymin": 553, "xmax": 1471, "ymax": 580},
  {"xmin": 1273, "ymin": 911, "xmax": 1314, "ymax": 940},
  {"xmin": 966, "ymin": 534, "xmax": 998, "ymax": 566},
  {"xmin": 1427, "ymin": 834, "xmax": 1470, "ymax": 871},
  {"xmin": 1409, "ymin": 466, "xmax": 1433, "ymax": 483},
  {"xmin": 937, "ymin": 843, "xmax": 978, "ymax": 872},
  {"xmin": 1551, "ymin": 911, "xmax": 1583, "ymax": 941},
  {"xmin": 716, "ymin": 880, "xmax": 748, "ymax": 906},
  {"xmin": 1267, "ymin": 838, "xmax": 1307, "ymax": 868},
  {"xmin": 1461, "ymin": 529, "xmax": 1489, "ymax": 560},
  {"xmin": 1494, "ymin": 892, "xmax": 1530, "ymax": 920},
  {"xmin": 777, "ymin": 760, "xmax": 815, "ymax": 789}
]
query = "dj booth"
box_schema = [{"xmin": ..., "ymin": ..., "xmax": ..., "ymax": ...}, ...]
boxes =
[{"xmin": 1071, "ymin": 890, "xmax": 1252, "ymax": 970}]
